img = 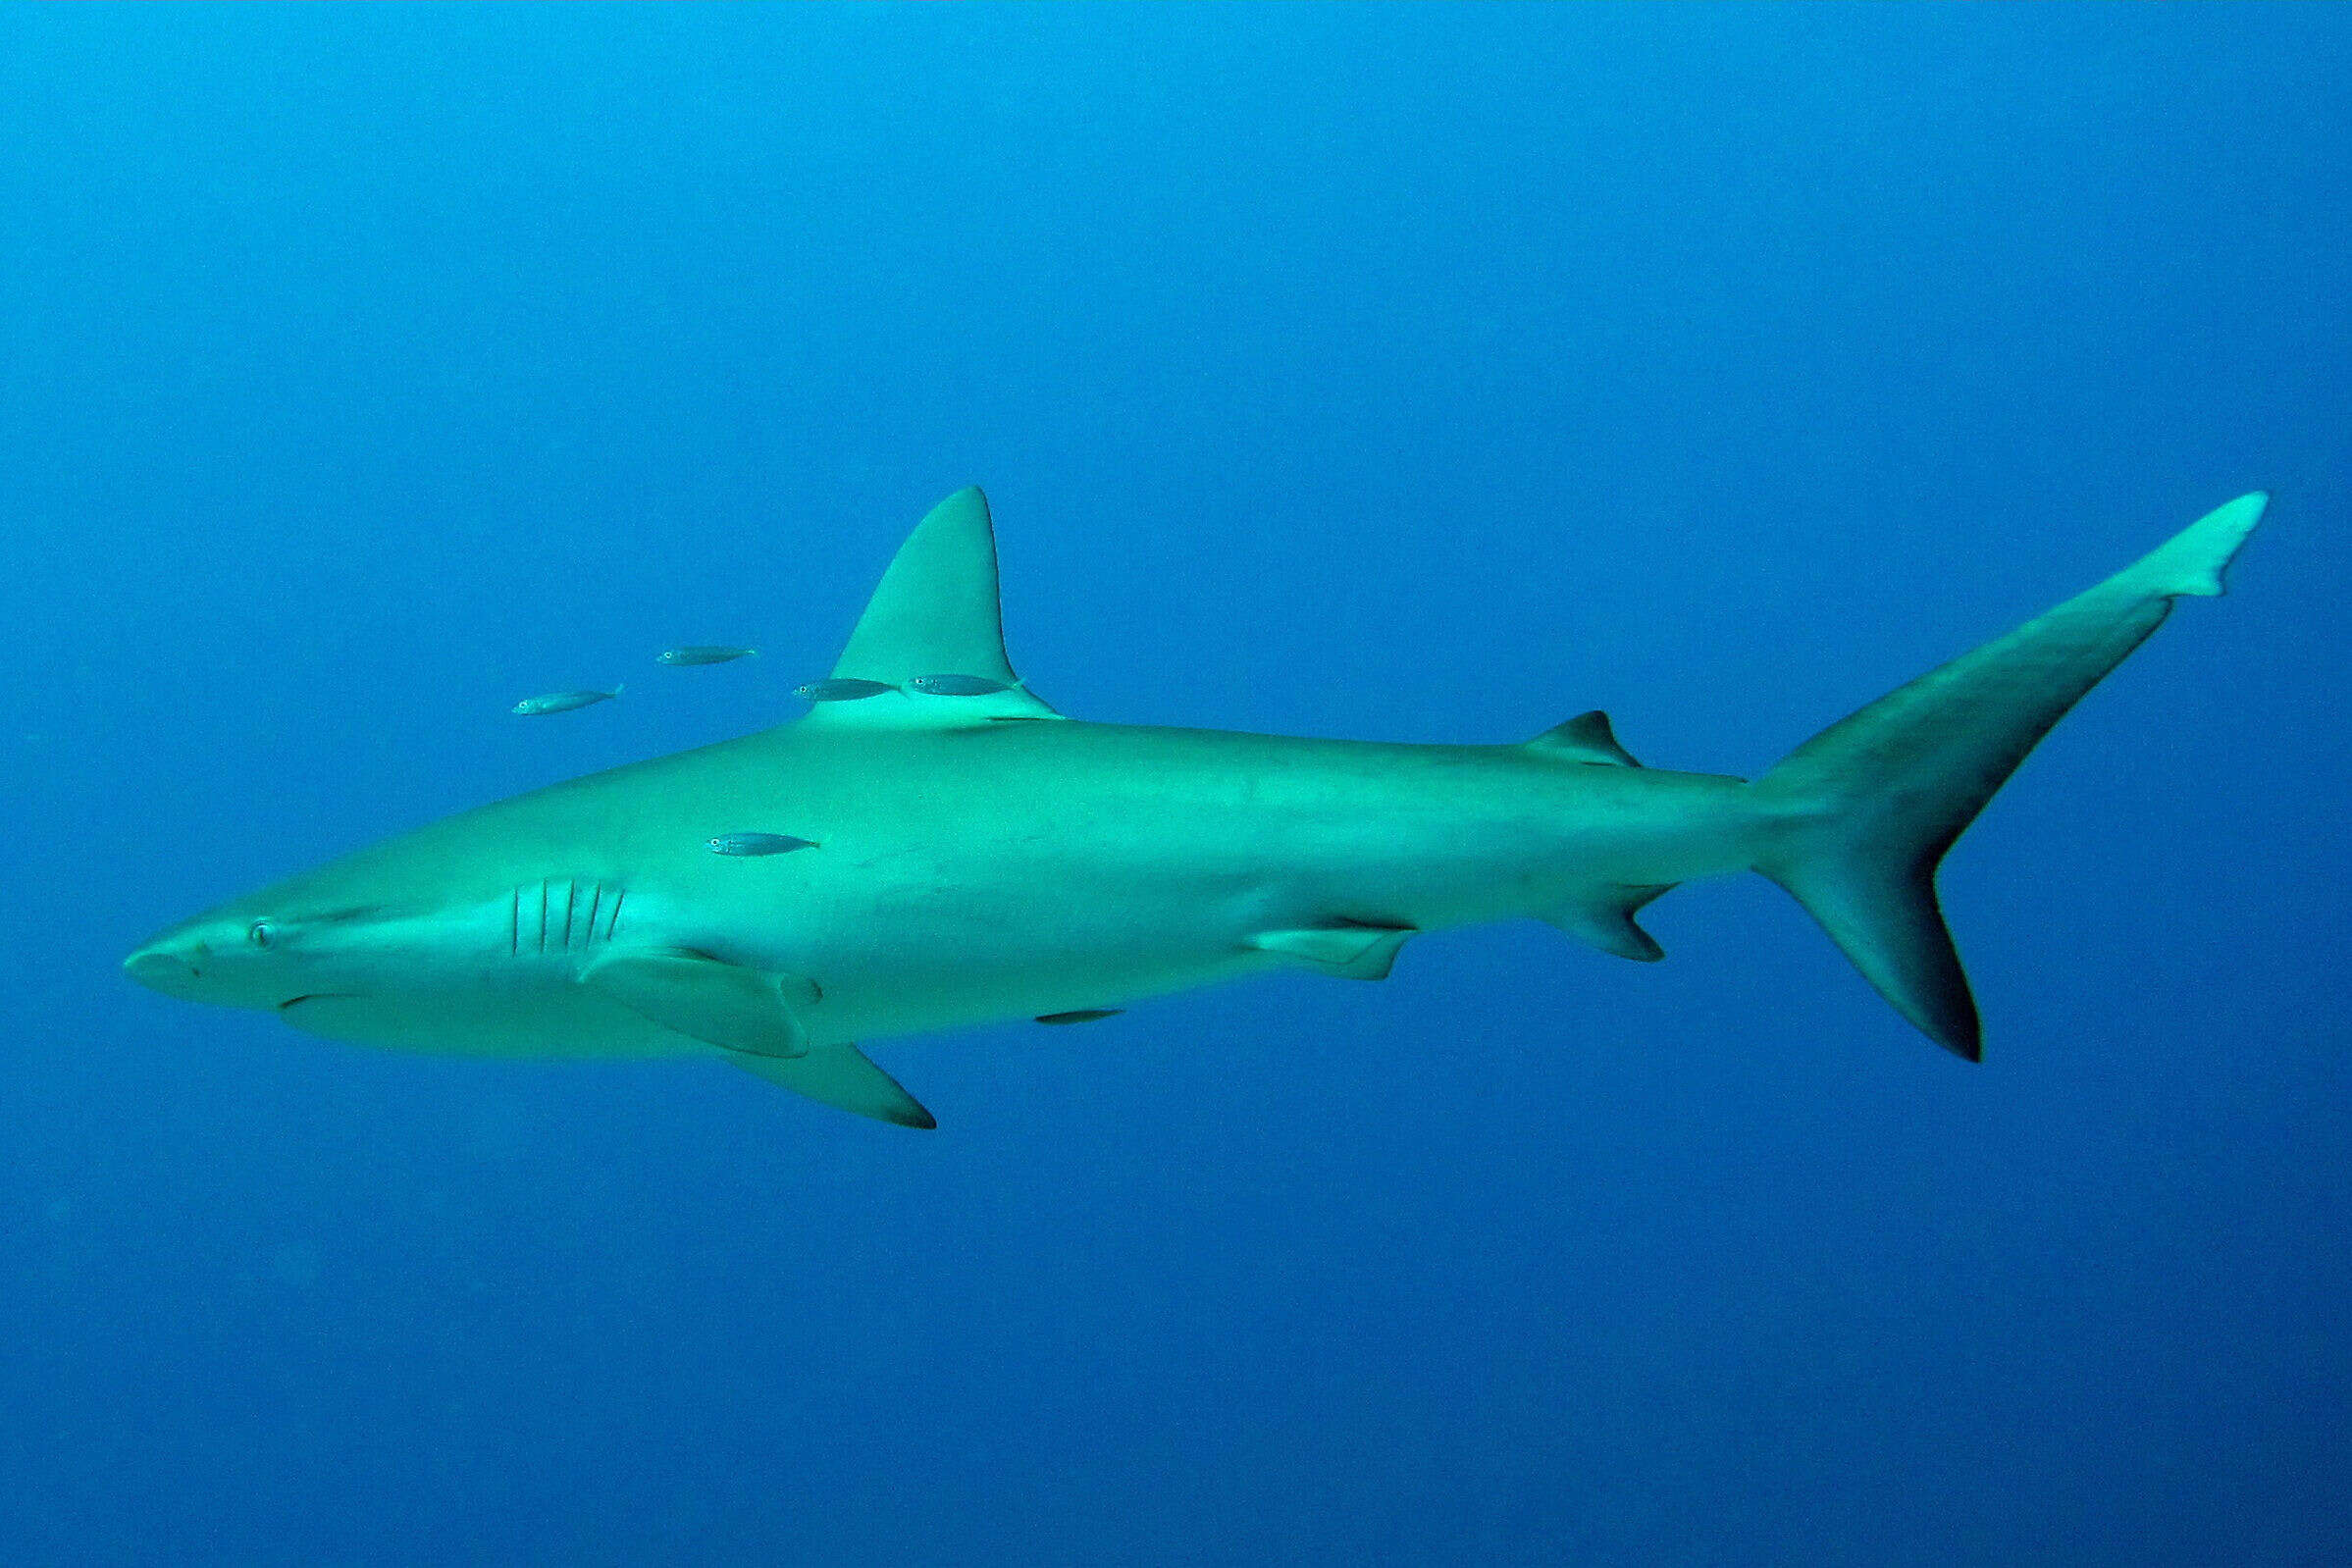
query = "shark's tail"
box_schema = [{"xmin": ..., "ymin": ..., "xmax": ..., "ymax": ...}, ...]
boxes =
[{"xmin": 1750, "ymin": 494, "xmax": 2269, "ymax": 1060}]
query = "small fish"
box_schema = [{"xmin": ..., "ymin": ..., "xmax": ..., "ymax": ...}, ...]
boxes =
[
  {"xmin": 909, "ymin": 673, "xmax": 1013, "ymax": 696},
  {"xmin": 706, "ymin": 832, "xmax": 818, "ymax": 857},
  {"xmin": 1035, "ymin": 1009, "xmax": 1123, "ymax": 1025},
  {"xmin": 656, "ymin": 646, "xmax": 758, "ymax": 666},
  {"xmin": 792, "ymin": 678, "xmax": 897, "ymax": 703},
  {"xmin": 511, "ymin": 687, "xmax": 621, "ymax": 715}
]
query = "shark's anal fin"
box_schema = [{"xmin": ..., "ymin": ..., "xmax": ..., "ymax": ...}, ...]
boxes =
[
  {"xmin": 579, "ymin": 948, "xmax": 811, "ymax": 1059},
  {"xmin": 1544, "ymin": 884, "xmax": 1676, "ymax": 962},
  {"xmin": 1250, "ymin": 921, "xmax": 1417, "ymax": 981},
  {"xmin": 1526, "ymin": 710, "xmax": 1642, "ymax": 766},
  {"xmin": 730, "ymin": 1045, "xmax": 936, "ymax": 1129}
]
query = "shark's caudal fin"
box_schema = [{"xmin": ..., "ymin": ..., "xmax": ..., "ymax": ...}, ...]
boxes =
[{"xmin": 1751, "ymin": 494, "xmax": 2269, "ymax": 1061}]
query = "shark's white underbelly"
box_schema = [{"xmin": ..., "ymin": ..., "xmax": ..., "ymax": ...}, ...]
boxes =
[
  {"xmin": 680, "ymin": 842, "xmax": 1520, "ymax": 1046},
  {"xmin": 278, "ymin": 866, "xmax": 1313, "ymax": 1057}
]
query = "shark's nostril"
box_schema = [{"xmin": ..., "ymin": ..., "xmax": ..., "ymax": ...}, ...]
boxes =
[{"xmin": 124, "ymin": 928, "xmax": 217, "ymax": 996}]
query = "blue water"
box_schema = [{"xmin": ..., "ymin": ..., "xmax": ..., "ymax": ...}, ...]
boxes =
[{"xmin": 7, "ymin": 6, "xmax": 2347, "ymax": 1563}]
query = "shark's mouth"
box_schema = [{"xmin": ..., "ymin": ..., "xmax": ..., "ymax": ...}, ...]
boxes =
[{"xmin": 278, "ymin": 993, "xmax": 352, "ymax": 1013}]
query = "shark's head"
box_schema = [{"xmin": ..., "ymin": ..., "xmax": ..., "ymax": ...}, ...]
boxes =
[
  {"xmin": 123, "ymin": 893, "xmax": 402, "ymax": 1016},
  {"xmin": 123, "ymin": 860, "xmax": 660, "ymax": 1059}
]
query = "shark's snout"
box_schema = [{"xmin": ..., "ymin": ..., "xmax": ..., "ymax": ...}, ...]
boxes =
[{"xmin": 124, "ymin": 937, "xmax": 208, "ymax": 999}]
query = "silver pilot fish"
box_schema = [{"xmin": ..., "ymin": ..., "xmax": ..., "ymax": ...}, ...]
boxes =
[
  {"xmin": 792, "ymin": 678, "xmax": 897, "ymax": 703},
  {"xmin": 706, "ymin": 832, "xmax": 818, "ymax": 857},
  {"xmin": 511, "ymin": 687, "xmax": 621, "ymax": 716},
  {"xmin": 656, "ymin": 646, "xmax": 758, "ymax": 666},
  {"xmin": 909, "ymin": 673, "xmax": 1013, "ymax": 696}
]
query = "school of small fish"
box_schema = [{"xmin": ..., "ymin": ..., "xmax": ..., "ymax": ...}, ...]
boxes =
[
  {"xmin": 510, "ymin": 649, "xmax": 1020, "ymax": 862},
  {"xmin": 792, "ymin": 673, "xmax": 1015, "ymax": 702}
]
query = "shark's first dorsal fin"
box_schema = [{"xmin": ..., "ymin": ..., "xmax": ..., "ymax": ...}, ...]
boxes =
[
  {"xmin": 803, "ymin": 487, "xmax": 1060, "ymax": 729},
  {"xmin": 1527, "ymin": 710, "xmax": 1642, "ymax": 766}
]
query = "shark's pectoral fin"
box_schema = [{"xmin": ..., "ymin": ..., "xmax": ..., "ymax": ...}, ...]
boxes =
[
  {"xmin": 730, "ymin": 1045, "xmax": 937, "ymax": 1129},
  {"xmin": 578, "ymin": 948, "xmax": 811, "ymax": 1059},
  {"xmin": 1544, "ymin": 884, "xmax": 1675, "ymax": 962},
  {"xmin": 1250, "ymin": 921, "xmax": 1417, "ymax": 980}
]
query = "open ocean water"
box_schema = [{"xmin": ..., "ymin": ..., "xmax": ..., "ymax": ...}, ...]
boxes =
[{"xmin": 4, "ymin": 5, "xmax": 2347, "ymax": 1564}]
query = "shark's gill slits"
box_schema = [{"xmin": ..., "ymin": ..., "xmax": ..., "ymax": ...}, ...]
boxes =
[
  {"xmin": 507, "ymin": 880, "xmax": 625, "ymax": 959},
  {"xmin": 567, "ymin": 881, "xmax": 617, "ymax": 951}
]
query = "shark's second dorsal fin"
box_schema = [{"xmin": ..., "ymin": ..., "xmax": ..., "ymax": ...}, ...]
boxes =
[
  {"xmin": 1527, "ymin": 710, "xmax": 1642, "ymax": 766},
  {"xmin": 801, "ymin": 487, "xmax": 1060, "ymax": 729}
]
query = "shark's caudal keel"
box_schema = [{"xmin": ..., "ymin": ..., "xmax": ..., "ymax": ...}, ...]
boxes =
[{"xmin": 124, "ymin": 487, "xmax": 2268, "ymax": 1125}]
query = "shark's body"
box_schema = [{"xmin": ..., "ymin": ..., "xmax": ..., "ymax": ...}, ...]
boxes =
[{"xmin": 126, "ymin": 488, "xmax": 2270, "ymax": 1127}]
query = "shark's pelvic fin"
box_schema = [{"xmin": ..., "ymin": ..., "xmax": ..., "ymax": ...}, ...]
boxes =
[
  {"xmin": 1250, "ymin": 921, "xmax": 1417, "ymax": 980},
  {"xmin": 1752, "ymin": 493, "xmax": 2270, "ymax": 1062},
  {"xmin": 1545, "ymin": 883, "xmax": 1675, "ymax": 962},
  {"xmin": 731, "ymin": 1045, "xmax": 937, "ymax": 1129},
  {"xmin": 1526, "ymin": 710, "xmax": 1643, "ymax": 767},
  {"xmin": 803, "ymin": 487, "xmax": 1061, "ymax": 729},
  {"xmin": 579, "ymin": 948, "xmax": 812, "ymax": 1059}
]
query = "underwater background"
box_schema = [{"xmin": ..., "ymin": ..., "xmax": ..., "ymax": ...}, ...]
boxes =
[{"xmin": 5, "ymin": 5, "xmax": 2347, "ymax": 1563}]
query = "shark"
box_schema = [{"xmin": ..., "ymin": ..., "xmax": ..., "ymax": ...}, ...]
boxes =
[{"xmin": 124, "ymin": 487, "xmax": 2270, "ymax": 1129}]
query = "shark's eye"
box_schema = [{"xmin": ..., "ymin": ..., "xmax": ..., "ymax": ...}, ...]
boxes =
[{"xmin": 248, "ymin": 921, "xmax": 274, "ymax": 950}]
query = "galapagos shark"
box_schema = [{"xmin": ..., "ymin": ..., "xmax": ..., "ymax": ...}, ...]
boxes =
[{"xmin": 124, "ymin": 488, "xmax": 2269, "ymax": 1128}]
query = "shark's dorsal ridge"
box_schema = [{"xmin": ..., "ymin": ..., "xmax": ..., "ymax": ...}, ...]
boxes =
[{"xmin": 804, "ymin": 487, "xmax": 1060, "ymax": 729}]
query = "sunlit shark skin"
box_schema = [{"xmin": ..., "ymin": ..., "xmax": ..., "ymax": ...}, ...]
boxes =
[{"xmin": 125, "ymin": 487, "xmax": 2270, "ymax": 1128}]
